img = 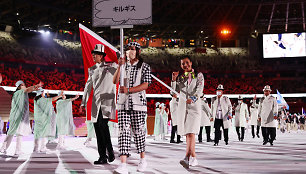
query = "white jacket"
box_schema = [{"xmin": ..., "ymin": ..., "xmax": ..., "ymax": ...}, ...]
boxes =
[
  {"xmin": 169, "ymin": 97, "xmax": 179, "ymax": 126},
  {"xmin": 234, "ymin": 102, "xmax": 249, "ymax": 127},
  {"xmin": 81, "ymin": 62, "xmax": 117, "ymax": 122},
  {"xmin": 211, "ymin": 95, "xmax": 232, "ymax": 129},
  {"xmin": 258, "ymin": 95, "xmax": 278, "ymax": 127},
  {"xmin": 250, "ymin": 101, "xmax": 259, "ymax": 126},
  {"xmin": 200, "ymin": 99, "xmax": 212, "ymax": 127},
  {"xmin": 171, "ymin": 72, "xmax": 204, "ymax": 135}
]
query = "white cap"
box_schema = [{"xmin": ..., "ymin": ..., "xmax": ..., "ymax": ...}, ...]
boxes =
[
  {"xmin": 263, "ymin": 85, "xmax": 272, "ymax": 92},
  {"xmin": 58, "ymin": 91, "xmax": 64, "ymax": 96},
  {"xmin": 155, "ymin": 102, "xmax": 160, "ymax": 107},
  {"xmin": 15, "ymin": 80, "xmax": 24, "ymax": 87},
  {"xmin": 36, "ymin": 87, "xmax": 44, "ymax": 96},
  {"xmin": 238, "ymin": 95, "xmax": 243, "ymax": 100},
  {"xmin": 216, "ymin": 84, "xmax": 224, "ymax": 90}
]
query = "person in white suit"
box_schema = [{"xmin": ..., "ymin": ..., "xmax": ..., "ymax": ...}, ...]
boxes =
[
  {"xmin": 250, "ymin": 96, "xmax": 260, "ymax": 138},
  {"xmin": 198, "ymin": 96, "xmax": 213, "ymax": 143},
  {"xmin": 171, "ymin": 56, "xmax": 204, "ymax": 169},
  {"xmin": 234, "ymin": 95, "xmax": 249, "ymax": 142},
  {"xmin": 211, "ymin": 84, "xmax": 232, "ymax": 146},
  {"xmin": 169, "ymin": 94, "xmax": 182, "ymax": 143},
  {"xmin": 79, "ymin": 44, "xmax": 117, "ymax": 165},
  {"xmin": 258, "ymin": 85, "xmax": 278, "ymax": 146}
]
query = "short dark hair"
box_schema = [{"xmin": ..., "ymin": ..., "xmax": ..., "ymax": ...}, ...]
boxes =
[{"xmin": 180, "ymin": 55, "xmax": 192, "ymax": 61}]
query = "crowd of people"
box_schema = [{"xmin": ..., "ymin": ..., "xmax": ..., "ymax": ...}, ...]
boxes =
[{"xmin": 0, "ymin": 31, "xmax": 82, "ymax": 65}]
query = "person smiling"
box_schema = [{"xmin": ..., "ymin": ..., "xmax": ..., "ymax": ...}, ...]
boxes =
[{"xmin": 171, "ymin": 55, "xmax": 204, "ymax": 169}]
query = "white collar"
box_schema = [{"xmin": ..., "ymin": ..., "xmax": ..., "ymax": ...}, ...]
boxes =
[
  {"xmin": 127, "ymin": 60, "xmax": 139, "ymax": 66},
  {"xmin": 264, "ymin": 94, "xmax": 271, "ymax": 98}
]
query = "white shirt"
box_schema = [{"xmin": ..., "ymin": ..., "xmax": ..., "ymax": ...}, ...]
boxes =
[{"xmin": 216, "ymin": 98, "xmax": 222, "ymax": 119}]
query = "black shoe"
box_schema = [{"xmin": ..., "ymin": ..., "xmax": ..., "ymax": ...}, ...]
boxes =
[
  {"xmin": 94, "ymin": 158, "xmax": 108, "ymax": 165},
  {"xmin": 270, "ymin": 142, "xmax": 273, "ymax": 146},
  {"xmin": 108, "ymin": 153, "xmax": 115, "ymax": 163},
  {"xmin": 252, "ymin": 136, "xmax": 255, "ymax": 138},
  {"xmin": 214, "ymin": 143, "xmax": 218, "ymax": 146},
  {"xmin": 257, "ymin": 134, "xmax": 260, "ymax": 138},
  {"xmin": 263, "ymin": 141, "xmax": 268, "ymax": 145},
  {"xmin": 179, "ymin": 159, "xmax": 189, "ymax": 169},
  {"xmin": 225, "ymin": 142, "xmax": 228, "ymax": 145},
  {"xmin": 240, "ymin": 139, "xmax": 243, "ymax": 142},
  {"xmin": 170, "ymin": 140, "xmax": 176, "ymax": 143},
  {"xmin": 199, "ymin": 139, "xmax": 202, "ymax": 143},
  {"xmin": 177, "ymin": 140, "xmax": 183, "ymax": 144}
]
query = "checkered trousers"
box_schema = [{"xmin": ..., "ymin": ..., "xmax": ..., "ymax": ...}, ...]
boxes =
[{"xmin": 118, "ymin": 110, "xmax": 146, "ymax": 156}]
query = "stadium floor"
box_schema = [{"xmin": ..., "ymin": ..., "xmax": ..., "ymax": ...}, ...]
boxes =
[{"xmin": 0, "ymin": 130, "xmax": 305, "ymax": 174}]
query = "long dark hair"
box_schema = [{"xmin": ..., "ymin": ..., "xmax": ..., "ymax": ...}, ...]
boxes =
[{"xmin": 125, "ymin": 47, "xmax": 143, "ymax": 69}]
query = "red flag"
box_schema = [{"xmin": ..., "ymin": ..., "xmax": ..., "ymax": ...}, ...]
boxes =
[{"xmin": 79, "ymin": 23, "xmax": 119, "ymax": 123}]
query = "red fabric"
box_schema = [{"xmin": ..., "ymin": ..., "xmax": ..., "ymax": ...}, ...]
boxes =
[{"xmin": 79, "ymin": 25, "xmax": 118, "ymax": 123}]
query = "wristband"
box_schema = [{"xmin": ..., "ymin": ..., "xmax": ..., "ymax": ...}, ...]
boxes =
[{"xmin": 127, "ymin": 88, "xmax": 130, "ymax": 94}]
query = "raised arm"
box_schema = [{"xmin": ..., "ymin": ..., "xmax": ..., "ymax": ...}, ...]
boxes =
[
  {"xmin": 70, "ymin": 94, "xmax": 79, "ymax": 102},
  {"xmin": 25, "ymin": 81, "xmax": 43, "ymax": 93},
  {"xmin": 52, "ymin": 90, "xmax": 63, "ymax": 101}
]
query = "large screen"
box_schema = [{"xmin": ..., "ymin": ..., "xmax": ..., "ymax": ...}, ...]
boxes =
[{"xmin": 263, "ymin": 32, "xmax": 306, "ymax": 58}]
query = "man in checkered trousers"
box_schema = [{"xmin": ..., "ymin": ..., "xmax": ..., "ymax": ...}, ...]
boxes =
[{"xmin": 113, "ymin": 42, "xmax": 151, "ymax": 174}]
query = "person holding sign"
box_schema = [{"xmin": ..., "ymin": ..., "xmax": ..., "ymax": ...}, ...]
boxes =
[
  {"xmin": 113, "ymin": 42, "xmax": 151, "ymax": 173},
  {"xmin": 171, "ymin": 56, "xmax": 204, "ymax": 169},
  {"xmin": 79, "ymin": 44, "xmax": 117, "ymax": 165}
]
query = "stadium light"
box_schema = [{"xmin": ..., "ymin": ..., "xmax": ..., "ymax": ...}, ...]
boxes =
[{"xmin": 221, "ymin": 29, "xmax": 231, "ymax": 35}]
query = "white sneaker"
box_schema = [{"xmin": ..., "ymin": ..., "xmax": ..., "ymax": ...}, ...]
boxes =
[
  {"xmin": 0, "ymin": 148, "xmax": 7, "ymax": 155},
  {"xmin": 84, "ymin": 140, "xmax": 91, "ymax": 147},
  {"xmin": 137, "ymin": 158, "xmax": 147, "ymax": 172},
  {"xmin": 40, "ymin": 146, "xmax": 47, "ymax": 153},
  {"xmin": 190, "ymin": 157, "xmax": 198, "ymax": 166},
  {"xmin": 14, "ymin": 150, "xmax": 23, "ymax": 156},
  {"xmin": 56, "ymin": 145, "xmax": 66, "ymax": 150},
  {"xmin": 114, "ymin": 163, "xmax": 128, "ymax": 174}
]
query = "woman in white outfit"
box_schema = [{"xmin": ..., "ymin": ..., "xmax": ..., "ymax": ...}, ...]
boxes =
[
  {"xmin": 0, "ymin": 80, "xmax": 42, "ymax": 155},
  {"xmin": 56, "ymin": 92, "xmax": 79, "ymax": 149},
  {"xmin": 171, "ymin": 56, "xmax": 204, "ymax": 169},
  {"xmin": 33, "ymin": 88, "xmax": 63, "ymax": 153}
]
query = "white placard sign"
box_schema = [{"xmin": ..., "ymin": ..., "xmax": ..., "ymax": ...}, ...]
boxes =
[{"xmin": 93, "ymin": 0, "xmax": 152, "ymax": 27}]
